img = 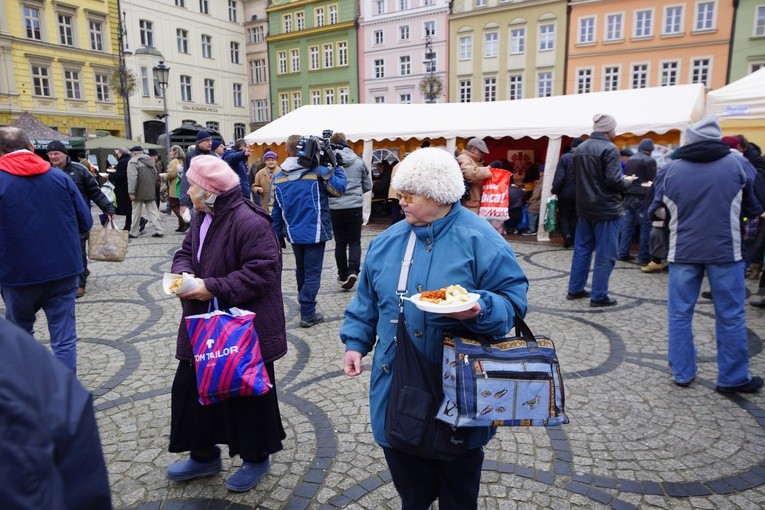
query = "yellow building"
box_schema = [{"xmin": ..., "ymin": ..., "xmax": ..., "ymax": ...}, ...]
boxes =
[{"xmin": 0, "ymin": 0, "xmax": 125, "ymax": 137}]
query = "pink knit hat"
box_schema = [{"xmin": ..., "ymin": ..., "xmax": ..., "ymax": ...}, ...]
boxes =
[{"xmin": 187, "ymin": 155, "xmax": 240, "ymax": 194}]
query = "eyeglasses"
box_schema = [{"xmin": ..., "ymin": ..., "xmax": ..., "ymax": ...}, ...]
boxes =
[{"xmin": 395, "ymin": 191, "xmax": 415, "ymax": 202}]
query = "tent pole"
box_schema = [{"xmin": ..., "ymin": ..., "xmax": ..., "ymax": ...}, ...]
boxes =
[
  {"xmin": 362, "ymin": 140, "xmax": 374, "ymax": 225},
  {"xmin": 536, "ymin": 137, "xmax": 562, "ymax": 242}
]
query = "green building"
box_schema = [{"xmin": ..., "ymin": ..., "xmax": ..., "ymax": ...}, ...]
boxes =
[{"xmin": 728, "ymin": 0, "xmax": 765, "ymax": 81}]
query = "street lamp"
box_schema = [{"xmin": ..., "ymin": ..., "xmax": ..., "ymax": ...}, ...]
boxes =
[
  {"xmin": 153, "ymin": 60, "xmax": 171, "ymax": 163},
  {"xmin": 420, "ymin": 35, "xmax": 442, "ymax": 103}
]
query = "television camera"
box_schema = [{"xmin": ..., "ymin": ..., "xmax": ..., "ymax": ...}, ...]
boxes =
[{"xmin": 296, "ymin": 130, "xmax": 342, "ymax": 169}]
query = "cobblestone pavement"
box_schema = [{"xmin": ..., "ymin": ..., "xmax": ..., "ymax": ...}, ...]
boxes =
[{"xmin": 8, "ymin": 212, "xmax": 765, "ymax": 509}]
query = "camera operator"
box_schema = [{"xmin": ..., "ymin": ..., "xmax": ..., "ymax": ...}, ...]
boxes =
[
  {"xmin": 271, "ymin": 134, "xmax": 347, "ymax": 328},
  {"xmin": 328, "ymin": 132, "xmax": 372, "ymax": 291}
]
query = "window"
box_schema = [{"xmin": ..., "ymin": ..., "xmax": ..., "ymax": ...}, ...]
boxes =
[
  {"xmin": 459, "ymin": 79, "xmax": 471, "ymax": 102},
  {"xmin": 425, "ymin": 53, "xmax": 436, "ymax": 73},
  {"xmin": 231, "ymin": 42, "xmax": 240, "ymax": 64},
  {"xmin": 141, "ymin": 67, "xmax": 150, "ymax": 96},
  {"xmin": 234, "ymin": 123, "xmax": 245, "ymax": 140},
  {"xmin": 399, "ymin": 93, "xmax": 412, "ymax": 104},
  {"xmin": 278, "ymin": 51, "xmax": 287, "ymax": 74},
  {"xmin": 757, "ymin": 7, "xmax": 765, "ymax": 36},
  {"xmin": 484, "ymin": 32, "xmax": 498, "ymax": 58},
  {"xmin": 578, "ymin": 17, "xmax": 595, "ymax": 44},
  {"xmin": 539, "ymin": 24, "xmax": 554, "ymax": 51},
  {"xmin": 202, "ymin": 35, "xmax": 212, "ymax": 58},
  {"xmin": 424, "ymin": 21, "xmax": 435, "ymax": 37},
  {"xmin": 233, "ymin": 83, "xmax": 243, "ymax": 107},
  {"xmin": 339, "ymin": 88, "xmax": 349, "ymax": 104},
  {"xmin": 139, "ymin": 20, "xmax": 153, "ymax": 46},
  {"xmin": 284, "ymin": 14, "xmax": 292, "ymax": 33},
  {"xmin": 206, "ymin": 122, "xmax": 219, "ymax": 131},
  {"xmin": 24, "ymin": 7, "xmax": 41, "ymax": 40},
  {"xmin": 459, "ymin": 36, "xmax": 472, "ymax": 60},
  {"xmin": 695, "ymin": 1, "xmax": 715, "ymax": 31},
  {"xmin": 576, "ymin": 68, "xmax": 592, "ymax": 94},
  {"xmin": 228, "ymin": 0, "xmax": 237, "ymax": 22},
  {"xmin": 324, "ymin": 89, "xmax": 334, "ymax": 104},
  {"xmin": 691, "ymin": 58, "xmax": 711, "ymax": 88},
  {"xmin": 32, "ymin": 65, "xmax": 51, "ymax": 96},
  {"xmin": 374, "ymin": 30, "xmax": 383, "ymax": 45},
  {"xmin": 476, "ymin": 0, "xmax": 487, "ymax": 7},
  {"xmin": 316, "ymin": 8, "xmax": 324, "ymax": 27},
  {"xmin": 95, "ymin": 72, "xmax": 110, "ymax": 102},
  {"xmin": 537, "ymin": 72, "xmax": 552, "ymax": 97},
  {"xmin": 374, "ymin": 59, "xmax": 384, "ymax": 78},
  {"xmin": 254, "ymin": 100, "xmax": 269, "ymax": 122},
  {"xmin": 664, "ymin": 5, "xmax": 683, "ymax": 35},
  {"xmin": 250, "ymin": 59, "xmax": 266, "ymax": 83},
  {"xmin": 89, "ymin": 20, "xmax": 104, "ymax": 51},
  {"xmin": 204, "ymin": 78, "xmax": 215, "ymax": 103},
  {"xmin": 291, "ymin": 91, "xmax": 301, "ymax": 110},
  {"xmin": 508, "ymin": 74, "xmax": 522, "ymax": 100},
  {"xmin": 484, "ymin": 77, "xmax": 497, "ymax": 102},
  {"xmin": 329, "ymin": 5, "xmax": 338, "ymax": 24},
  {"xmin": 64, "ymin": 69, "xmax": 81, "ymax": 99},
  {"xmin": 376, "ymin": 1, "xmax": 385, "ymax": 14},
  {"xmin": 280, "ymin": 93, "xmax": 288, "ymax": 115},
  {"xmin": 603, "ymin": 66, "xmax": 620, "ymax": 91},
  {"xmin": 248, "ymin": 27, "xmax": 264, "ymax": 43},
  {"xmin": 58, "ymin": 14, "xmax": 74, "ymax": 46},
  {"xmin": 400, "ymin": 25, "xmax": 410, "ymax": 41},
  {"xmin": 297, "ymin": 12, "xmax": 304, "ymax": 30},
  {"xmin": 291, "ymin": 49, "xmax": 300, "ymax": 72},
  {"xmin": 310, "ymin": 46, "xmax": 319, "ymax": 70},
  {"xmin": 631, "ymin": 63, "xmax": 648, "ymax": 89},
  {"xmin": 177, "ymin": 29, "xmax": 189, "ymax": 53},
  {"xmin": 200, "ymin": 0, "xmax": 209, "ymax": 15},
  {"xmin": 510, "ymin": 28, "xmax": 525, "ymax": 54},
  {"xmin": 176, "ymin": 0, "xmax": 185, "ymax": 6},
  {"xmin": 605, "ymin": 13, "xmax": 623, "ymax": 41},
  {"xmin": 324, "ymin": 44, "xmax": 334, "ymax": 68},
  {"xmin": 374, "ymin": 96, "xmax": 385, "ymax": 104},
  {"xmin": 338, "ymin": 42, "xmax": 348, "ymax": 66},
  {"xmin": 660, "ymin": 61, "xmax": 679, "ymax": 86},
  {"xmin": 400, "ymin": 55, "xmax": 411, "ymax": 75},
  {"xmin": 181, "ymin": 75, "xmax": 192, "ymax": 101},
  {"xmin": 311, "ymin": 90, "xmax": 321, "ymax": 104},
  {"xmin": 400, "ymin": 0, "xmax": 409, "ymax": 10},
  {"xmin": 634, "ymin": 9, "xmax": 653, "ymax": 38}
]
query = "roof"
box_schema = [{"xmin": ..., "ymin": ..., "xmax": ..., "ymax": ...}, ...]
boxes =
[
  {"xmin": 706, "ymin": 68, "xmax": 765, "ymax": 120},
  {"xmin": 245, "ymin": 83, "xmax": 705, "ymax": 145},
  {"xmin": 9, "ymin": 112, "xmax": 84, "ymax": 149}
]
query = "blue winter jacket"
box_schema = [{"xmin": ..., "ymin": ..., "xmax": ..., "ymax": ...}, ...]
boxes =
[
  {"xmin": 340, "ymin": 202, "xmax": 529, "ymax": 450},
  {"xmin": 649, "ymin": 140, "xmax": 762, "ymax": 264},
  {"xmin": 271, "ymin": 157, "xmax": 347, "ymax": 244},
  {"xmin": 0, "ymin": 150, "xmax": 92, "ymax": 286},
  {"xmin": 222, "ymin": 148, "xmax": 252, "ymax": 199}
]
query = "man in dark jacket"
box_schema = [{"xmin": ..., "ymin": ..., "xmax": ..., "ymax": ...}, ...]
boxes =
[
  {"xmin": 566, "ymin": 113, "xmax": 629, "ymax": 307},
  {"xmin": 109, "ymin": 147, "xmax": 133, "ymax": 229},
  {"xmin": 0, "ymin": 127, "xmax": 92, "ymax": 373},
  {"xmin": 551, "ymin": 137, "xmax": 582, "ymax": 248},
  {"xmin": 47, "ymin": 141, "xmax": 116, "ymax": 298},
  {"xmin": 222, "ymin": 138, "xmax": 253, "ymax": 199},
  {"xmin": 181, "ymin": 130, "xmax": 215, "ymax": 207},
  {"xmin": 618, "ymin": 138, "xmax": 657, "ymax": 264},
  {"xmin": 0, "ymin": 318, "xmax": 112, "ymax": 509}
]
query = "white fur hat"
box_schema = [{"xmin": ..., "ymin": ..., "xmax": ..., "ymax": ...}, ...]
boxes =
[{"xmin": 391, "ymin": 147, "xmax": 466, "ymax": 205}]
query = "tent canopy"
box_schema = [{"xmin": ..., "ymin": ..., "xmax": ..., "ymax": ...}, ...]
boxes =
[
  {"xmin": 245, "ymin": 83, "xmax": 705, "ymax": 145},
  {"xmin": 85, "ymin": 135, "xmax": 162, "ymax": 151},
  {"xmin": 10, "ymin": 111, "xmax": 85, "ymax": 150},
  {"xmin": 706, "ymin": 68, "xmax": 765, "ymax": 119}
]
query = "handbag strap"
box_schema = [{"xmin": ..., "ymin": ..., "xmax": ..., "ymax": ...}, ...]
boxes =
[{"xmin": 396, "ymin": 232, "xmax": 417, "ymax": 310}]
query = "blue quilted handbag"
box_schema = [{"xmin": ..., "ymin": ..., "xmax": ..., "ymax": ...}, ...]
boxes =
[{"xmin": 436, "ymin": 315, "xmax": 568, "ymax": 428}]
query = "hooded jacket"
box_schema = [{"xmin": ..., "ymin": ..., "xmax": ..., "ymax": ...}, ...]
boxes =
[
  {"xmin": 127, "ymin": 153, "xmax": 157, "ymax": 201},
  {"xmin": 271, "ymin": 157, "xmax": 347, "ymax": 244},
  {"xmin": 573, "ymin": 131, "xmax": 629, "ymax": 221},
  {"xmin": 329, "ymin": 145, "xmax": 372, "ymax": 210},
  {"xmin": 0, "ymin": 150, "xmax": 92, "ymax": 286},
  {"xmin": 171, "ymin": 187, "xmax": 287, "ymax": 363},
  {"xmin": 221, "ymin": 148, "xmax": 252, "ymax": 199}
]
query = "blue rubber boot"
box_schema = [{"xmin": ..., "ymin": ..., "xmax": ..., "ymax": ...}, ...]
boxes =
[
  {"xmin": 167, "ymin": 455, "xmax": 222, "ymax": 481},
  {"xmin": 226, "ymin": 459, "xmax": 271, "ymax": 492}
]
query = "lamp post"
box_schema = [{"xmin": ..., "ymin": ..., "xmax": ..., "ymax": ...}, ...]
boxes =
[
  {"xmin": 153, "ymin": 60, "xmax": 171, "ymax": 163},
  {"xmin": 420, "ymin": 35, "xmax": 441, "ymax": 103}
]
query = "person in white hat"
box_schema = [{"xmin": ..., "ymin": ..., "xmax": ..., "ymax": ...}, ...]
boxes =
[{"xmin": 457, "ymin": 138, "xmax": 491, "ymax": 213}]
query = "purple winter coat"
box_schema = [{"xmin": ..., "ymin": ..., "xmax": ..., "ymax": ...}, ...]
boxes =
[{"xmin": 172, "ymin": 187, "xmax": 287, "ymax": 363}]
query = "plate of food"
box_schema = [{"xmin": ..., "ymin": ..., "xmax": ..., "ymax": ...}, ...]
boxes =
[
  {"xmin": 408, "ymin": 284, "xmax": 480, "ymax": 313},
  {"xmin": 163, "ymin": 272, "xmax": 199, "ymax": 295}
]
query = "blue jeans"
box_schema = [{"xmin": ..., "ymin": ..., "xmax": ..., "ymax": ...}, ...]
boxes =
[
  {"xmin": 618, "ymin": 196, "xmax": 651, "ymax": 261},
  {"xmin": 568, "ymin": 218, "xmax": 620, "ymax": 301},
  {"xmin": 292, "ymin": 242, "xmax": 325, "ymax": 319},
  {"xmin": 667, "ymin": 262, "xmax": 751, "ymax": 387},
  {"xmin": 1, "ymin": 276, "xmax": 79, "ymax": 372}
]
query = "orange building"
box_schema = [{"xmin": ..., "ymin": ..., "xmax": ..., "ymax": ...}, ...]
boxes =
[{"xmin": 566, "ymin": 0, "xmax": 734, "ymax": 94}]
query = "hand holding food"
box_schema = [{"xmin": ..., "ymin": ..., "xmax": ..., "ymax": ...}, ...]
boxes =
[
  {"xmin": 168, "ymin": 276, "xmax": 184, "ymax": 294},
  {"xmin": 419, "ymin": 284, "xmax": 472, "ymax": 305}
]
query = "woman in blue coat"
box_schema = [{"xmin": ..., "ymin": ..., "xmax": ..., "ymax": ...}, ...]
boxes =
[{"xmin": 341, "ymin": 147, "xmax": 529, "ymax": 509}]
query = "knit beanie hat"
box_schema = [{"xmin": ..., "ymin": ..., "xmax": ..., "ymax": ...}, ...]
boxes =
[
  {"xmin": 638, "ymin": 139, "xmax": 655, "ymax": 153},
  {"xmin": 685, "ymin": 115, "xmax": 721, "ymax": 144},
  {"xmin": 187, "ymin": 155, "xmax": 240, "ymax": 194},
  {"xmin": 264, "ymin": 150, "xmax": 278, "ymax": 160},
  {"xmin": 46, "ymin": 140, "xmax": 67, "ymax": 153},
  {"xmin": 593, "ymin": 114, "xmax": 617, "ymax": 133},
  {"xmin": 570, "ymin": 137, "xmax": 583, "ymax": 148},
  {"xmin": 196, "ymin": 130, "xmax": 212, "ymax": 142},
  {"xmin": 211, "ymin": 140, "xmax": 224, "ymax": 151},
  {"xmin": 391, "ymin": 147, "xmax": 466, "ymax": 205},
  {"xmin": 721, "ymin": 136, "xmax": 740, "ymax": 149}
]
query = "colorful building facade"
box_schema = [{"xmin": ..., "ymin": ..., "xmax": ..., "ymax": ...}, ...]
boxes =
[
  {"xmin": 245, "ymin": 0, "xmax": 273, "ymax": 131},
  {"xmin": 728, "ymin": 0, "xmax": 765, "ymax": 81}
]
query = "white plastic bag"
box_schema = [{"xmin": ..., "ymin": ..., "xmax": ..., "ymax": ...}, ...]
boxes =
[{"xmin": 101, "ymin": 181, "xmax": 116, "ymax": 205}]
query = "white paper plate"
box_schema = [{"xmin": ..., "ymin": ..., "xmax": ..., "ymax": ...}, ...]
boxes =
[
  {"xmin": 163, "ymin": 272, "xmax": 199, "ymax": 295},
  {"xmin": 408, "ymin": 292, "xmax": 480, "ymax": 313}
]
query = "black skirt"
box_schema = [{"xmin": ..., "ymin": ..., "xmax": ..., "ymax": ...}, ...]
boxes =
[{"xmin": 169, "ymin": 360, "xmax": 286, "ymax": 461}]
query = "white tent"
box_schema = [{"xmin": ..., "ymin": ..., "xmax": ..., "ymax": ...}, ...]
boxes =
[
  {"xmin": 706, "ymin": 68, "xmax": 765, "ymax": 147},
  {"xmin": 248, "ymin": 83, "xmax": 705, "ymax": 239}
]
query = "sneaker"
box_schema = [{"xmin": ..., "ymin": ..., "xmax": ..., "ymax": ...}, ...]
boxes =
[
  {"xmin": 152, "ymin": 233, "xmax": 164, "ymax": 238},
  {"xmin": 590, "ymin": 297, "xmax": 618, "ymax": 307},
  {"xmin": 566, "ymin": 290, "xmax": 590, "ymax": 300},
  {"xmin": 178, "ymin": 223, "xmax": 190, "ymax": 233},
  {"xmin": 337, "ymin": 276, "xmax": 349, "ymax": 288},
  {"xmin": 700, "ymin": 291, "xmax": 713, "ymax": 300},
  {"xmin": 167, "ymin": 456, "xmax": 222, "ymax": 481},
  {"xmin": 716, "ymin": 376, "xmax": 764, "ymax": 394},
  {"xmin": 749, "ymin": 296, "xmax": 765, "ymax": 308},
  {"xmin": 128, "ymin": 234, "xmax": 139, "ymax": 239},
  {"xmin": 341, "ymin": 273, "xmax": 358, "ymax": 290},
  {"xmin": 226, "ymin": 459, "xmax": 271, "ymax": 492},
  {"xmin": 522, "ymin": 230, "xmax": 537, "ymax": 236},
  {"xmin": 641, "ymin": 261, "xmax": 665, "ymax": 273},
  {"xmin": 617, "ymin": 255, "xmax": 635, "ymax": 262},
  {"xmin": 300, "ymin": 313, "xmax": 324, "ymax": 328},
  {"xmin": 76, "ymin": 287, "xmax": 85, "ymax": 299},
  {"xmin": 674, "ymin": 376, "xmax": 695, "ymax": 388},
  {"xmin": 139, "ymin": 217, "xmax": 148, "ymax": 232}
]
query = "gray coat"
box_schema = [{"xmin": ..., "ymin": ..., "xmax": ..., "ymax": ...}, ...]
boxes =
[
  {"xmin": 329, "ymin": 146, "xmax": 372, "ymax": 210},
  {"xmin": 127, "ymin": 153, "xmax": 157, "ymax": 201}
]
